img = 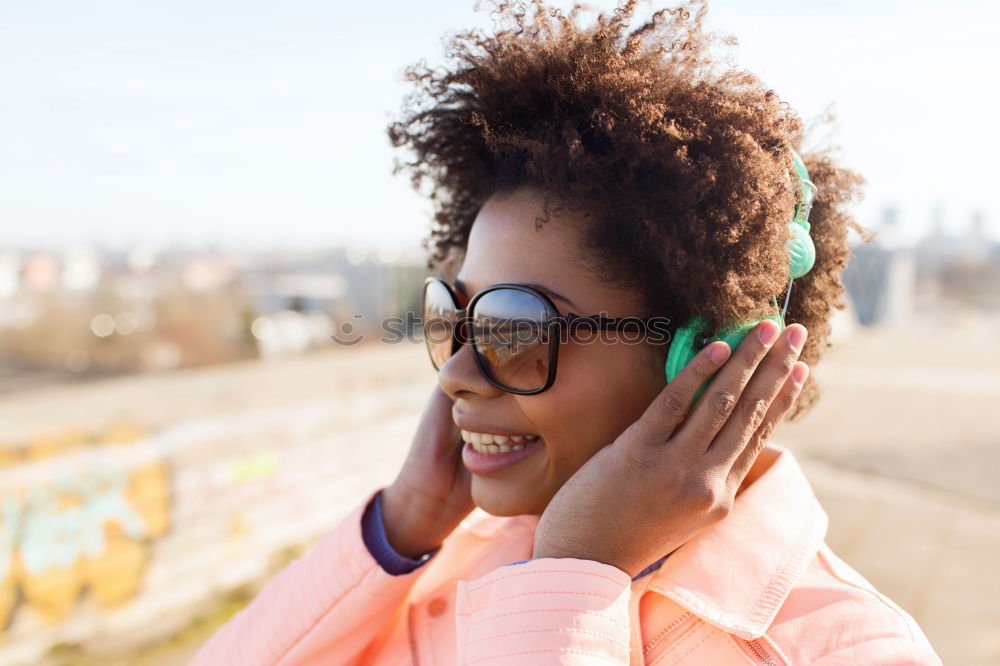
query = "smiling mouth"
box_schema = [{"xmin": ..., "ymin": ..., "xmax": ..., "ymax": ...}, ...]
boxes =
[{"xmin": 461, "ymin": 429, "xmax": 541, "ymax": 454}]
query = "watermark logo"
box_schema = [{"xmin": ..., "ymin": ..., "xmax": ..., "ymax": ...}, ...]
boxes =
[
  {"xmin": 330, "ymin": 312, "xmax": 673, "ymax": 347},
  {"xmin": 329, "ymin": 314, "xmax": 365, "ymax": 346}
]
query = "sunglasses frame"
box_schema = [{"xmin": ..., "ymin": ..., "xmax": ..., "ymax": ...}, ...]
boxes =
[{"xmin": 422, "ymin": 276, "xmax": 666, "ymax": 395}]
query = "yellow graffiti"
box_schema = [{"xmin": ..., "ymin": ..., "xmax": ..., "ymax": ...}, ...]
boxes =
[
  {"xmin": 0, "ymin": 563, "xmax": 15, "ymax": 630},
  {"xmin": 25, "ymin": 427, "xmax": 90, "ymax": 461},
  {"xmin": 0, "ymin": 422, "xmax": 171, "ymax": 630}
]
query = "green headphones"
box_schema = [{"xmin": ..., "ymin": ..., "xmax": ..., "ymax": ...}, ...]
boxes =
[{"xmin": 663, "ymin": 148, "xmax": 818, "ymax": 404}]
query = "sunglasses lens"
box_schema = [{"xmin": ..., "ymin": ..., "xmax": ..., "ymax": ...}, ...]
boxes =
[
  {"xmin": 423, "ymin": 280, "xmax": 457, "ymax": 370},
  {"xmin": 472, "ymin": 289, "xmax": 553, "ymax": 392}
]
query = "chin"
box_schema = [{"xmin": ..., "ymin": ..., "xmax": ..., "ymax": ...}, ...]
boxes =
[{"xmin": 471, "ymin": 477, "xmax": 545, "ymax": 517}]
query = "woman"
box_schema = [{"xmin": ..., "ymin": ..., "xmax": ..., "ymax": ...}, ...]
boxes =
[{"xmin": 191, "ymin": 1, "xmax": 941, "ymax": 663}]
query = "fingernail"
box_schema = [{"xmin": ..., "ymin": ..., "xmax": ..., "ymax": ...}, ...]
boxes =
[
  {"xmin": 758, "ymin": 321, "xmax": 780, "ymax": 346},
  {"xmin": 709, "ymin": 342, "xmax": 730, "ymax": 364},
  {"xmin": 791, "ymin": 362, "xmax": 808, "ymax": 385},
  {"xmin": 789, "ymin": 325, "xmax": 807, "ymax": 352}
]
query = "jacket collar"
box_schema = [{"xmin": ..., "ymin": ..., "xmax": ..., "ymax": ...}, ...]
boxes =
[
  {"xmin": 644, "ymin": 444, "xmax": 828, "ymax": 639},
  {"xmin": 459, "ymin": 444, "xmax": 827, "ymax": 640}
]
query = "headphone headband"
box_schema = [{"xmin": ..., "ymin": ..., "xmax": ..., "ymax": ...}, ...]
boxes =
[{"xmin": 789, "ymin": 149, "xmax": 817, "ymax": 230}]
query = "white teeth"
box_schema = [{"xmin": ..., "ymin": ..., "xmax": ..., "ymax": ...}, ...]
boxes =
[{"xmin": 461, "ymin": 429, "xmax": 540, "ymax": 455}]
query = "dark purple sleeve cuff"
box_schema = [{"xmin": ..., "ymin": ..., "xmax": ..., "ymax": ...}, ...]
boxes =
[{"xmin": 361, "ymin": 488, "xmax": 441, "ymax": 576}]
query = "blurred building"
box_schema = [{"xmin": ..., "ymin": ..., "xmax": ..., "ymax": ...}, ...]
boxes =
[
  {"xmin": 0, "ymin": 243, "xmax": 428, "ymax": 389},
  {"xmin": 843, "ymin": 244, "xmax": 917, "ymax": 326},
  {"xmin": 843, "ymin": 206, "xmax": 999, "ymax": 327}
]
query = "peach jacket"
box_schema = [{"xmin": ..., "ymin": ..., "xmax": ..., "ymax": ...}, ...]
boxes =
[{"xmin": 190, "ymin": 446, "xmax": 941, "ymax": 665}]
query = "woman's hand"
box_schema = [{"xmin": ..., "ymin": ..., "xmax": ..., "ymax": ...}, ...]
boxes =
[
  {"xmin": 532, "ymin": 320, "xmax": 810, "ymax": 578},
  {"xmin": 380, "ymin": 384, "xmax": 475, "ymax": 559}
]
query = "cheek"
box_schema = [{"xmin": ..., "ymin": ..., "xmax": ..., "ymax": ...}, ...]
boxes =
[{"xmin": 524, "ymin": 341, "xmax": 664, "ymax": 464}]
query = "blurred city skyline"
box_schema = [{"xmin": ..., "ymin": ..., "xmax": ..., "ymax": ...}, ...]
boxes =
[{"xmin": 3, "ymin": 0, "xmax": 998, "ymax": 252}]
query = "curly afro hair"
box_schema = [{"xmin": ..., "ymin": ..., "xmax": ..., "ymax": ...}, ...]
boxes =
[{"xmin": 387, "ymin": 0, "xmax": 871, "ymax": 421}]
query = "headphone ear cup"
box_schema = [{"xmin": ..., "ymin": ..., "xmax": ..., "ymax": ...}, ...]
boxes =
[
  {"xmin": 664, "ymin": 316, "xmax": 711, "ymax": 415},
  {"xmin": 664, "ymin": 314, "xmax": 786, "ymax": 410},
  {"xmin": 787, "ymin": 221, "xmax": 816, "ymax": 279},
  {"xmin": 713, "ymin": 314, "xmax": 785, "ymax": 358},
  {"xmin": 664, "ymin": 316, "xmax": 706, "ymax": 385}
]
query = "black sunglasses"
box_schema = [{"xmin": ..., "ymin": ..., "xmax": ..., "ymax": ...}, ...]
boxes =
[{"xmin": 422, "ymin": 276, "xmax": 670, "ymax": 395}]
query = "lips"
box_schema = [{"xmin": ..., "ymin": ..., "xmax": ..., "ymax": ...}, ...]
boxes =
[
  {"xmin": 461, "ymin": 436, "xmax": 543, "ymax": 476},
  {"xmin": 454, "ymin": 412, "xmax": 544, "ymax": 474}
]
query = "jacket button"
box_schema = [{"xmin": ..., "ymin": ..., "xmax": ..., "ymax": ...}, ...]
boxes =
[{"xmin": 427, "ymin": 597, "xmax": 447, "ymax": 617}]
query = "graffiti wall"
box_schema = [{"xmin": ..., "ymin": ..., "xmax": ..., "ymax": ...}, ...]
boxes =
[
  {"xmin": 0, "ymin": 347, "xmax": 430, "ymax": 666},
  {"xmin": 0, "ymin": 425, "xmax": 170, "ymax": 630}
]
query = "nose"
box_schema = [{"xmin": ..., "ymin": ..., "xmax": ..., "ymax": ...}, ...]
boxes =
[{"xmin": 437, "ymin": 341, "xmax": 504, "ymax": 401}]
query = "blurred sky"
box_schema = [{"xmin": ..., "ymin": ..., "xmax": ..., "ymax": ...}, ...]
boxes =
[{"xmin": 2, "ymin": 0, "xmax": 997, "ymax": 251}]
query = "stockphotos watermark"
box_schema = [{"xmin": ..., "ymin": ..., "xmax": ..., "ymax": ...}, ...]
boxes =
[{"xmin": 329, "ymin": 312, "xmax": 674, "ymax": 347}]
